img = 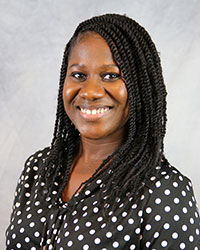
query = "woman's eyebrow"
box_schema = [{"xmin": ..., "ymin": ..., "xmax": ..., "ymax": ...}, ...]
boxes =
[{"xmin": 68, "ymin": 64, "xmax": 119, "ymax": 69}]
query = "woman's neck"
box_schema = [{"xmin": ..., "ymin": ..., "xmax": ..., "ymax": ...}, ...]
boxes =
[{"xmin": 79, "ymin": 128, "xmax": 126, "ymax": 163}]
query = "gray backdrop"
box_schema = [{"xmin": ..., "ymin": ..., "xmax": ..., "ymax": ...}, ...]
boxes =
[{"xmin": 1, "ymin": 0, "xmax": 200, "ymax": 248}]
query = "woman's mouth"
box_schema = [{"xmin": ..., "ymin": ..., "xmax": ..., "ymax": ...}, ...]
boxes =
[{"xmin": 77, "ymin": 106, "xmax": 112, "ymax": 119}]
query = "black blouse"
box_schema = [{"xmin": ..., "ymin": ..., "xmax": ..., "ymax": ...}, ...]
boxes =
[{"xmin": 6, "ymin": 147, "xmax": 200, "ymax": 249}]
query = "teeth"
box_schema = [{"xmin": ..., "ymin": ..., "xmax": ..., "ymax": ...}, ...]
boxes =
[{"xmin": 80, "ymin": 107, "xmax": 109, "ymax": 115}]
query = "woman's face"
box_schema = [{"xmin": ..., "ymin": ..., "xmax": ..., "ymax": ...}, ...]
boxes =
[{"xmin": 63, "ymin": 32, "xmax": 129, "ymax": 140}]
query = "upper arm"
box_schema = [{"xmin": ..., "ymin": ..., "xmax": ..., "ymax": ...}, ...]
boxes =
[{"xmin": 141, "ymin": 173, "xmax": 200, "ymax": 249}]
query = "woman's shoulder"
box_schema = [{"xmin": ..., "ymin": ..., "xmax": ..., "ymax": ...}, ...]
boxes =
[
  {"xmin": 24, "ymin": 146, "xmax": 51, "ymax": 167},
  {"xmin": 146, "ymin": 164, "xmax": 193, "ymax": 193},
  {"xmin": 140, "ymin": 165, "xmax": 200, "ymax": 249},
  {"xmin": 143, "ymin": 164, "xmax": 198, "ymax": 213}
]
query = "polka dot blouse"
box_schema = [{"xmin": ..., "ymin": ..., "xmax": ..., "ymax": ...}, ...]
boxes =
[{"xmin": 6, "ymin": 147, "xmax": 200, "ymax": 249}]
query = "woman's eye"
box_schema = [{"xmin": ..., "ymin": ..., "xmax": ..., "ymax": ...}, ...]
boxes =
[
  {"xmin": 71, "ymin": 72, "xmax": 87, "ymax": 81},
  {"xmin": 102, "ymin": 73, "xmax": 121, "ymax": 81}
]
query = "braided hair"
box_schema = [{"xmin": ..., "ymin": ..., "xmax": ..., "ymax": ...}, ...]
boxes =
[{"xmin": 40, "ymin": 13, "xmax": 169, "ymax": 210}]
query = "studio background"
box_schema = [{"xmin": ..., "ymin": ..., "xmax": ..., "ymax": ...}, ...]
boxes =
[{"xmin": 1, "ymin": 0, "xmax": 200, "ymax": 247}]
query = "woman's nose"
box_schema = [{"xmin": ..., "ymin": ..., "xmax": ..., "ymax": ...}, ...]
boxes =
[{"xmin": 79, "ymin": 78, "xmax": 105, "ymax": 100}]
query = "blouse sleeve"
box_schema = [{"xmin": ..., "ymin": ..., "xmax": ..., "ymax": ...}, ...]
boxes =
[
  {"xmin": 141, "ymin": 171, "xmax": 200, "ymax": 250},
  {"xmin": 8, "ymin": 148, "xmax": 48, "ymax": 222}
]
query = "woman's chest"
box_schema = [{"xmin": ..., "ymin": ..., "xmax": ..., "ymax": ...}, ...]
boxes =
[{"xmin": 6, "ymin": 198, "xmax": 142, "ymax": 250}]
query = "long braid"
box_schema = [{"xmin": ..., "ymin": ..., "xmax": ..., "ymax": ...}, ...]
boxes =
[{"xmin": 39, "ymin": 14, "xmax": 169, "ymax": 210}]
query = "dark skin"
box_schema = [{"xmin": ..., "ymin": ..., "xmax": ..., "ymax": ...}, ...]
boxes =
[
  {"xmin": 62, "ymin": 32, "xmax": 129, "ymax": 202},
  {"xmin": 43, "ymin": 32, "xmax": 129, "ymax": 250}
]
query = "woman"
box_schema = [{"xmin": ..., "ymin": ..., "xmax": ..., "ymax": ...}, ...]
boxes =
[{"xmin": 6, "ymin": 13, "xmax": 200, "ymax": 249}]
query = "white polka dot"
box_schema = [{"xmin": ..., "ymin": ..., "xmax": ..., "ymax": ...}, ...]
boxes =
[
  {"xmin": 31, "ymin": 247, "xmax": 36, "ymax": 250},
  {"xmin": 138, "ymin": 210, "xmax": 143, "ymax": 217},
  {"xmin": 130, "ymin": 244, "xmax": 136, "ymax": 250},
  {"xmin": 135, "ymin": 228, "xmax": 140, "ymax": 234},
  {"xmin": 73, "ymin": 218, "xmax": 78, "ymax": 224},
  {"xmin": 34, "ymin": 231, "xmax": 40, "ymax": 237},
  {"xmin": 182, "ymin": 191, "xmax": 186, "ymax": 196},
  {"xmin": 117, "ymin": 225, "xmax": 123, "ymax": 231},
  {"xmin": 179, "ymin": 175, "xmax": 183, "ymax": 181},
  {"xmin": 93, "ymin": 207, "xmax": 99, "ymax": 213},
  {"xmin": 155, "ymin": 198, "xmax": 162, "ymax": 204},
  {"xmin": 128, "ymin": 218, "xmax": 134, "ymax": 224},
  {"xmin": 173, "ymin": 182, "xmax": 178, "ymax": 187},
  {"xmin": 113, "ymin": 241, "xmax": 119, "ymax": 248},
  {"xmin": 85, "ymin": 190, "xmax": 91, "ymax": 195},
  {"xmin": 163, "ymin": 223, "xmax": 170, "ymax": 230},
  {"xmin": 29, "ymin": 222, "xmax": 35, "ymax": 227},
  {"xmin": 174, "ymin": 214, "xmax": 180, "ymax": 221},
  {"xmin": 16, "ymin": 202, "xmax": 20, "ymax": 208},
  {"xmin": 122, "ymin": 211, "xmax": 127, "ymax": 217},
  {"xmin": 111, "ymin": 216, "xmax": 117, "ymax": 223},
  {"xmin": 17, "ymin": 219, "xmax": 22, "ymax": 224},
  {"xmin": 12, "ymin": 234, "xmax": 16, "ymax": 239},
  {"xmin": 83, "ymin": 245, "xmax": 89, "ymax": 250},
  {"xmin": 27, "ymin": 214, "xmax": 32, "ymax": 219},
  {"xmin": 182, "ymin": 207, "xmax": 188, "ymax": 214},
  {"xmin": 146, "ymin": 207, "xmax": 152, "ymax": 214},
  {"xmin": 40, "ymin": 217, "xmax": 46, "ymax": 223},
  {"xmin": 180, "ymin": 243, "xmax": 186, "ymax": 249},
  {"xmin": 188, "ymin": 201, "xmax": 193, "ymax": 207},
  {"xmin": 82, "ymin": 206, "xmax": 88, "ymax": 211},
  {"xmin": 101, "ymin": 223, "xmax": 106, "ymax": 229},
  {"xmin": 97, "ymin": 216, "xmax": 103, "ymax": 222},
  {"xmin": 72, "ymin": 210, "xmax": 77, "ymax": 216},
  {"xmin": 164, "ymin": 189, "xmax": 170, "ymax": 195},
  {"xmin": 196, "ymin": 228, "xmax": 199, "ymax": 235},
  {"xmin": 35, "ymin": 201, "xmax": 40, "ymax": 206},
  {"xmin": 172, "ymin": 232, "xmax": 178, "ymax": 239},
  {"xmin": 78, "ymin": 234, "xmax": 84, "ymax": 241},
  {"xmin": 155, "ymin": 215, "xmax": 161, "ymax": 221},
  {"xmin": 67, "ymin": 240, "xmax": 73, "ymax": 247},
  {"xmin": 106, "ymin": 232, "xmax": 112, "ymax": 238},
  {"xmin": 190, "ymin": 218, "xmax": 194, "ymax": 224},
  {"xmin": 161, "ymin": 240, "xmax": 168, "ymax": 247},
  {"xmin": 20, "ymin": 227, "xmax": 25, "ymax": 233},
  {"xmin": 24, "ymin": 183, "xmax": 30, "ymax": 188},
  {"xmin": 154, "ymin": 232, "xmax": 159, "ymax": 238},
  {"xmin": 37, "ymin": 209, "xmax": 43, "ymax": 214},
  {"xmin": 164, "ymin": 206, "xmax": 171, "ymax": 212},
  {"xmin": 96, "ymin": 179, "xmax": 102, "ymax": 184},
  {"xmin": 94, "ymin": 238, "xmax": 101, "ymax": 244},
  {"xmin": 132, "ymin": 204, "xmax": 137, "ymax": 209},
  {"xmin": 75, "ymin": 225, "xmax": 80, "ymax": 231},
  {"xmin": 124, "ymin": 235, "xmax": 130, "ymax": 241},
  {"xmin": 146, "ymin": 241, "xmax": 151, "ymax": 248},
  {"xmin": 16, "ymin": 243, "xmax": 21, "ymax": 249},
  {"xmin": 174, "ymin": 197, "xmax": 180, "ymax": 204},
  {"xmin": 189, "ymin": 235, "xmax": 194, "ymax": 242},
  {"xmin": 145, "ymin": 224, "xmax": 151, "ymax": 231},
  {"xmin": 182, "ymin": 225, "xmax": 188, "ymax": 231},
  {"xmin": 25, "ymin": 237, "xmax": 30, "ymax": 242},
  {"xmin": 64, "ymin": 231, "xmax": 69, "ymax": 237},
  {"xmin": 155, "ymin": 181, "xmax": 161, "ymax": 187},
  {"xmin": 150, "ymin": 176, "xmax": 156, "ymax": 181},
  {"xmin": 85, "ymin": 221, "xmax": 91, "ymax": 227},
  {"xmin": 89, "ymin": 229, "xmax": 95, "ymax": 235}
]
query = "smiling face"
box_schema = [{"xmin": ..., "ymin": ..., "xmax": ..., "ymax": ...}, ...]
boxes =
[{"xmin": 63, "ymin": 32, "xmax": 129, "ymax": 140}]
